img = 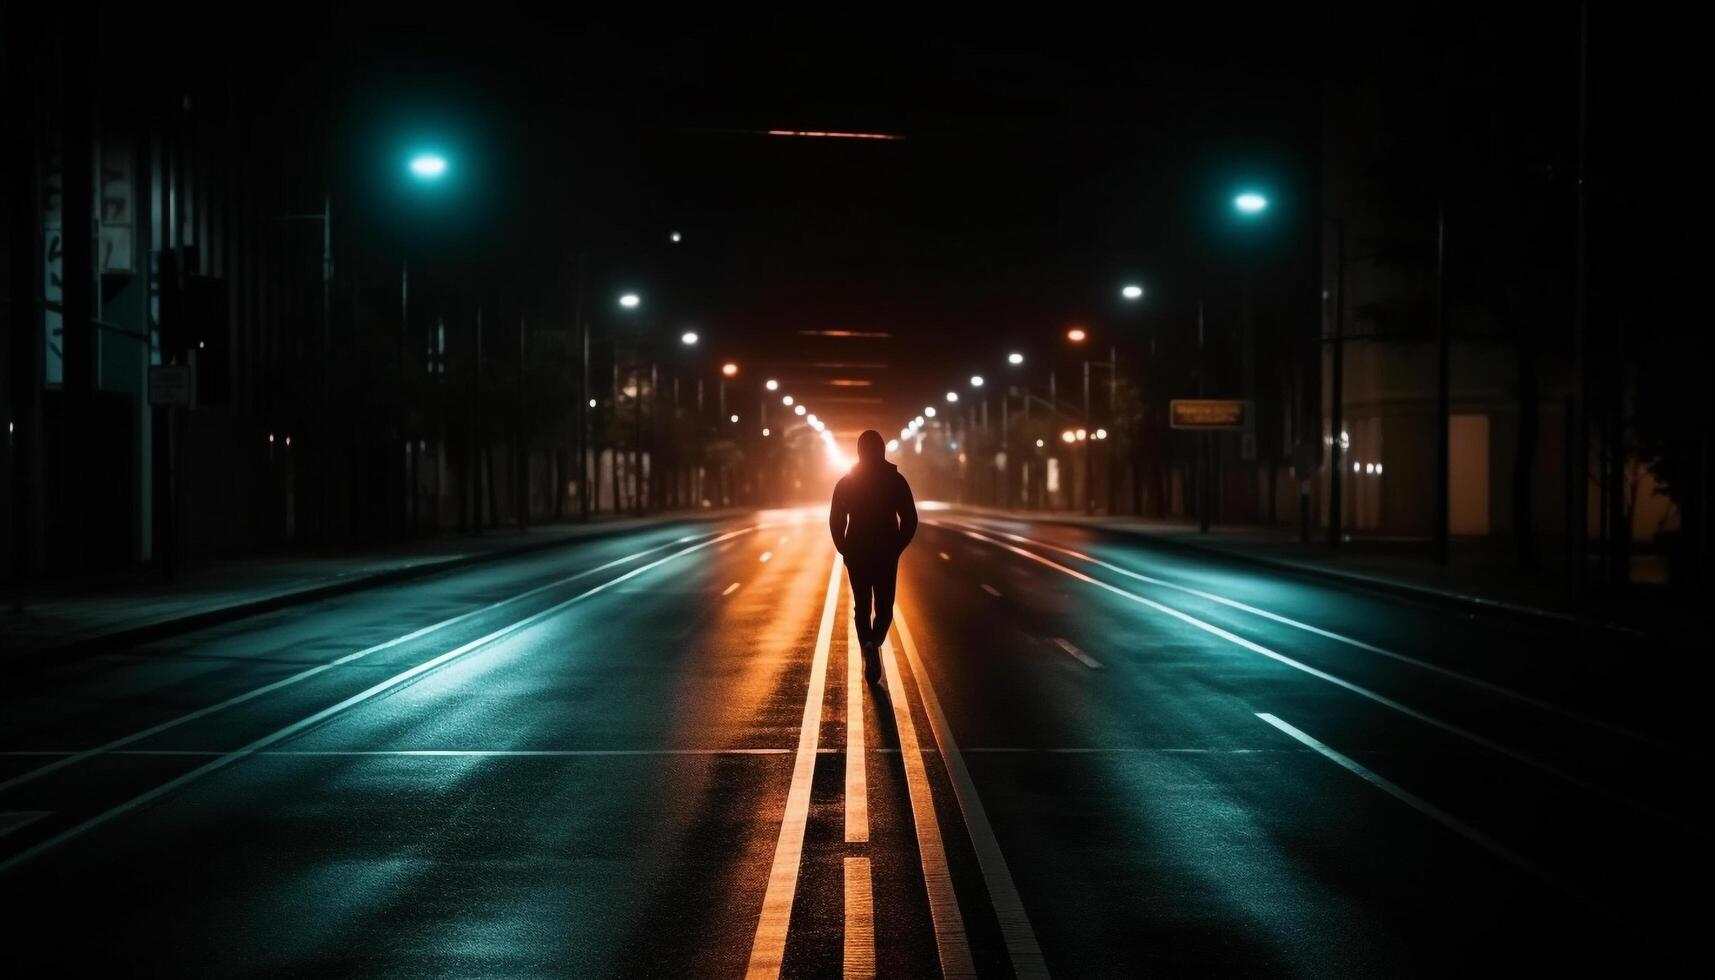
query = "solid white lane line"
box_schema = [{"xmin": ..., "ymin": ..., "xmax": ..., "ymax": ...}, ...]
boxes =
[
  {"xmin": 0, "ymin": 527, "xmax": 745, "ymax": 796},
  {"xmin": 723, "ymin": 582, "xmax": 743, "ymax": 596},
  {"xmin": 952, "ymin": 525, "xmax": 1696, "ymax": 836},
  {"xmin": 746, "ymin": 550, "xmax": 841, "ymax": 980},
  {"xmin": 844, "ymin": 857, "xmax": 876, "ymax": 980},
  {"xmin": 1051, "ymin": 637, "xmax": 1102, "ymax": 669},
  {"xmin": 878, "ymin": 630, "xmax": 977, "ymax": 979},
  {"xmin": 980, "ymin": 584, "xmax": 1002, "ymax": 597},
  {"xmin": 0, "ymin": 812, "xmax": 52, "ymax": 839},
  {"xmin": 942, "ymin": 518, "xmax": 1674, "ymax": 752},
  {"xmin": 845, "ymin": 606, "xmax": 869, "ymax": 843},
  {"xmin": 894, "ymin": 608, "xmax": 1050, "ymax": 979},
  {"xmin": 1254, "ymin": 712, "xmax": 1647, "ymax": 942},
  {"xmin": 0, "ymin": 530, "xmax": 748, "ymax": 876}
]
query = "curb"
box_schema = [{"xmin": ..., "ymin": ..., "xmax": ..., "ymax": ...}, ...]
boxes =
[
  {"xmin": 8, "ymin": 512, "xmax": 735, "ymax": 672},
  {"xmin": 948, "ymin": 510, "xmax": 1687, "ymax": 646}
]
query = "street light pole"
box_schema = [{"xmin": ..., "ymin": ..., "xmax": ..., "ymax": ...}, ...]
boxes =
[
  {"xmin": 1198, "ymin": 295, "xmax": 1211, "ymax": 534},
  {"xmin": 1328, "ymin": 219, "xmax": 1346, "ymax": 547},
  {"xmin": 1433, "ymin": 200, "xmax": 1450, "ymax": 564}
]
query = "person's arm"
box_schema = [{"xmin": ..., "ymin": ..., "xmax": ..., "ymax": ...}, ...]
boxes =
[
  {"xmin": 894, "ymin": 476, "xmax": 918, "ymax": 554},
  {"xmin": 829, "ymin": 480, "xmax": 849, "ymax": 556}
]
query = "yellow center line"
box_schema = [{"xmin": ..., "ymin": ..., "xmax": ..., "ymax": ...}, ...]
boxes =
[
  {"xmin": 844, "ymin": 856, "xmax": 876, "ymax": 979},
  {"xmin": 845, "ymin": 592, "xmax": 869, "ymax": 843},
  {"xmin": 879, "ymin": 631, "xmax": 977, "ymax": 978},
  {"xmin": 745, "ymin": 550, "xmax": 841, "ymax": 980}
]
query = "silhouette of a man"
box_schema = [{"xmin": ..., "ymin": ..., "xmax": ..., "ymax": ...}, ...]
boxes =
[{"xmin": 830, "ymin": 429, "xmax": 918, "ymax": 682}]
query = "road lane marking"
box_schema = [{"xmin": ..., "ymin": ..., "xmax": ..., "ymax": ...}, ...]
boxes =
[
  {"xmin": 877, "ymin": 631, "xmax": 976, "ymax": 979},
  {"xmin": 949, "ymin": 524, "xmax": 1698, "ymax": 836},
  {"xmin": 893, "ymin": 608, "xmax": 1050, "ymax": 979},
  {"xmin": 980, "ymin": 584, "xmax": 1001, "ymax": 597},
  {"xmin": 1254, "ymin": 712, "xmax": 1660, "ymax": 950},
  {"xmin": 0, "ymin": 530, "xmax": 750, "ymax": 876},
  {"xmin": 941, "ymin": 518, "xmax": 1677, "ymax": 754},
  {"xmin": 0, "ymin": 527, "xmax": 750, "ymax": 796},
  {"xmin": 845, "ymin": 607, "xmax": 869, "ymax": 843},
  {"xmin": 0, "ymin": 812, "xmax": 52, "ymax": 839},
  {"xmin": 844, "ymin": 857, "xmax": 876, "ymax": 980},
  {"xmin": 723, "ymin": 582, "xmax": 743, "ymax": 596},
  {"xmin": 1051, "ymin": 638, "xmax": 1102, "ymax": 669},
  {"xmin": 2, "ymin": 747, "xmax": 800, "ymax": 757},
  {"xmin": 746, "ymin": 550, "xmax": 842, "ymax": 980}
]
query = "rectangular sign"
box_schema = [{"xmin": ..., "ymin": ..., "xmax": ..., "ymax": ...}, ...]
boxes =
[
  {"xmin": 149, "ymin": 364, "xmax": 194, "ymax": 407},
  {"xmin": 1169, "ymin": 399, "xmax": 1251, "ymax": 430}
]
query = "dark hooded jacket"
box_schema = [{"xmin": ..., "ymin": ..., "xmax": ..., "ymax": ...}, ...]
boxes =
[{"xmin": 829, "ymin": 459, "xmax": 918, "ymax": 568}]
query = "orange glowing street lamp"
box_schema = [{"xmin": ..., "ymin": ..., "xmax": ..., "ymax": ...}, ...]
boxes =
[
  {"xmin": 1066, "ymin": 326, "xmax": 1088, "ymax": 343},
  {"xmin": 721, "ymin": 362, "xmax": 739, "ymax": 377}
]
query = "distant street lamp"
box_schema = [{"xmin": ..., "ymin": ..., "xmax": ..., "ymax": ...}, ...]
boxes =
[
  {"xmin": 1008, "ymin": 352, "xmax": 1025, "ymax": 365},
  {"xmin": 619, "ymin": 293, "xmax": 641, "ymax": 309},
  {"xmin": 680, "ymin": 331, "xmax": 698, "ymax": 346},
  {"xmin": 765, "ymin": 378, "xmax": 779, "ymax": 391},
  {"xmin": 670, "ymin": 231, "xmax": 683, "ymax": 243},
  {"xmin": 782, "ymin": 394, "xmax": 794, "ymax": 406},
  {"xmin": 795, "ymin": 404, "xmax": 807, "ymax": 416},
  {"xmin": 970, "ymin": 375, "xmax": 984, "ymax": 388},
  {"xmin": 408, "ymin": 153, "xmax": 448, "ymax": 180},
  {"xmin": 1234, "ymin": 192, "xmax": 1269, "ymax": 215},
  {"xmin": 1121, "ymin": 284, "xmax": 1144, "ymax": 300},
  {"xmin": 945, "ymin": 391, "xmax": 959, "ymax": 403},
  {"xmin": 1066, "ymin": 327, "xmax": 1087, "ymax": 343},
  {"xmin": 924, "ymin": 406, "xmax": 936, "ymax": 417},
  {"xmin": 721, "ymin": 362, "xmax": 739, "ymax": 377}
]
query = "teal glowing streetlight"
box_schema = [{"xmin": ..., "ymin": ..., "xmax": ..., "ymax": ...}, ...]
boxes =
[
  {"xmin": 408, "ymin": 153, "xmax": 448, "ymax": 181},
  {"xmin": 1234, "ymin": 192, "xmax": 1269, "ymax": 215}
]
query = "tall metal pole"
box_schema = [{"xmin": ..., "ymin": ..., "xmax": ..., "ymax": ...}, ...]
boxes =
[
  {"xmin": 1568, "ymin": 0, "xmax": 1590, "ymax": 594},
  {"xmin": 1108, "ymin": 344, "xmax": 1118, "ymax": 516},
  {"xmin": 575, "ymin": 252, "xmax": 590, "ymax": 521},
  {"xmin": 1198, "ymin": 296, "xmax": 1211, "ymax": 533},
  {"xmin": 471, "ymin": 305, "xmax": 483, "ymax": 535},
  {"xmin": 1433, "ymin": 201, "xmax": 1450, "ymax": 564},
  {"xmin": 1328, "ymin": 221, "xmax": 1346, "ymax": 547},
  {"xmin": 516, "ymin": 315, "xmax": 527, "ymax": 530},
  {"xmin": 1083, "ymin": 361, "xmax": 1093, "ymax": 514}
]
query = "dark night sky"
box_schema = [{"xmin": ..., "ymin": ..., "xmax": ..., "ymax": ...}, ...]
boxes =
[
  {"xmin": 300, "ymin": 6, "xmax": 1330, "ymax": 434},
  {"xmin": 124, "ymin": 3, "xmax": 1701, "ymax": 436}
]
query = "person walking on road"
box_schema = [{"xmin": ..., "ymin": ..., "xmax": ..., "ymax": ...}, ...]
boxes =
[{"xmin": 830, "ymin": 429, "xmax": 919, "ymax": 683}]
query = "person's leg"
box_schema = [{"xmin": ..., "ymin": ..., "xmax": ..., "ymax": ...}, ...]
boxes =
[
  {"xmin": 870, "ymin": 560, "xmax": 899, "ymax": 647},
  {"xmin": 847, "ymin": 564, "xmax": 875, "ymax": 647}
]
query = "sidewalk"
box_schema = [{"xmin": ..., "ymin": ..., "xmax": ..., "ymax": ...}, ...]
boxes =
[
  {"xmin": 2, "ymin": 511, "xmax": 741, "ymax": 661},
  {"xmin": 945, "ymin": 506, "xmax": 1710, "ymax": 647}
]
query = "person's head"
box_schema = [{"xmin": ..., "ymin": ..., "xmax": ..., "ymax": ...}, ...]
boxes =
[{"xmin": 856, "ymin": 429, "xmax": 886, "ymax": 465}]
